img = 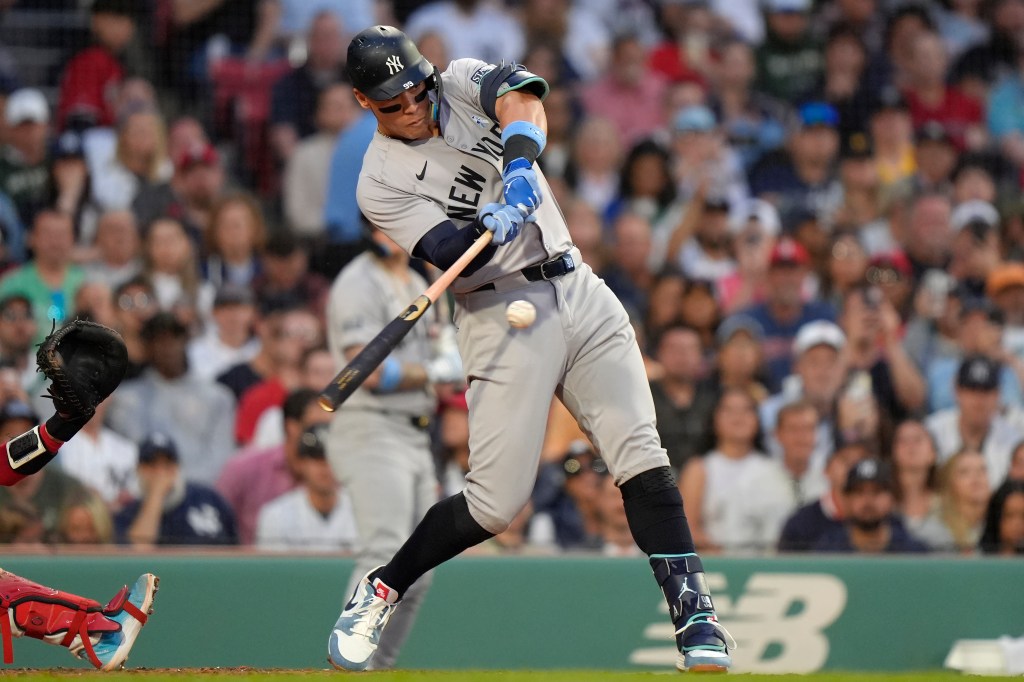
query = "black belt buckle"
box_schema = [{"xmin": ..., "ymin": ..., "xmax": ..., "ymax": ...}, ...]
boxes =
[{"xmin": 540, "ymin": 252, "xmax": 575, "ymax": 280}]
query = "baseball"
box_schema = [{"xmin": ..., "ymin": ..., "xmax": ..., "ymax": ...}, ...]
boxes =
[{"xmin": 505, "ymin": 300, "xmax": 536, "ymax": 328}]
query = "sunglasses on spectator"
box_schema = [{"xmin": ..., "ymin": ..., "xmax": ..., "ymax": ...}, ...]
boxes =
[
  {"xmin": 0, "ymin": 310, "xmax": 31, "ymax": 322},
  {"xmin": 866, "ymin": 266, "xmax": 901, "ymax": 286},
  {"xmin": 118, "ymin": 293, "xmax": 153, "ymax": 311}
]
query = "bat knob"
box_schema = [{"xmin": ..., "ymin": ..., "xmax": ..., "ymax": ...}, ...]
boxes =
[{"xmin": 318, "ymin": 395, "xmax": 337, "ymax": 412}]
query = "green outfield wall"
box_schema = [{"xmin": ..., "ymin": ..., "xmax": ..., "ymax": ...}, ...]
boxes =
[{"xmin": 0, "ymin": 554, "xmax": 1020, "ymax": 672}]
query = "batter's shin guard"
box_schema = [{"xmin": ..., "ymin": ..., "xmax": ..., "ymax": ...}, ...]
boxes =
[
  {"xmin": 649, "ymin": 554, "xmax": 736, "ymax": 671},
  {"xmin": 0, "ymin": 569, "xmax": 119, "ymax": 668}
]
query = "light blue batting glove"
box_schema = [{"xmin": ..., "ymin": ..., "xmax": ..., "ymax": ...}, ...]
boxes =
[
  {"xmin": 478, "ymin": 202, "xmax": 536, "ymax": 245},
  {"xmin": 501, "ymin": 158, "xmax": 543, "ymax": 216}
]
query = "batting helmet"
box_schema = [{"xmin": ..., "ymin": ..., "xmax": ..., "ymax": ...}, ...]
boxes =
[{"xmin": 347, "ymin": 26, "xmax": 435, "ymax": 101}]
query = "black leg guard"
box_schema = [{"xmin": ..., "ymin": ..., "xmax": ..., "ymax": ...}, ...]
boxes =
[
  {"xmin": 377, "ymin": 493, "xmax": 494, "ymax": 596},
  {"xmin": 619, "ymin": 466, "xmax": 695, "ymax": 555},
  {"xmin": 650, "ymin": 554, "xmax": 734, "ymax": 668}
]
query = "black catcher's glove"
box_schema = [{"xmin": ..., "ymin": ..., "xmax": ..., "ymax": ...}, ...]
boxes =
[{"xmin": 37, "ymin": 319, "xmax": 128, "ymax": 441}]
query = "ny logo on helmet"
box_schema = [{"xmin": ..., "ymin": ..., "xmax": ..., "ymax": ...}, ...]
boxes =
[{"xmin": 386, "ymin": 55, "xmax": 404, "ymax": 75}]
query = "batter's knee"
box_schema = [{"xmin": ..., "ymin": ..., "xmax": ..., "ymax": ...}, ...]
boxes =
[{"xmin": 463, "ymin": 484, "xmax": 529, "ymax": 535}]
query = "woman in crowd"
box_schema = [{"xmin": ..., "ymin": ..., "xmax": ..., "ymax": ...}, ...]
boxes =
[
  {"xmin": 143, "ymin": 216, "xmax": 212, "ymax": 327},
  {"xmin": 679, "ymin": 387, "xmax": 792, "ymax": 552},
  {"xmin": 938, "ymin": 448, "xmax": 991, "ymax": 553},
  {"xmin": 979, "ymin": 480, "xmax": 1024, "ymax": 555},
  {"xmin": 891, "ymin": 419, "xmax": 947, "ymax": 549},
  {"xmin": 203, "ymin": 193, "xmax": 268, "ymax": 289}
]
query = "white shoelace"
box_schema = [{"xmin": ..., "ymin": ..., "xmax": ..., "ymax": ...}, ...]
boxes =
[{"xmin": 675, "ymin": 617, "xmax": 738, "ymax": 651}]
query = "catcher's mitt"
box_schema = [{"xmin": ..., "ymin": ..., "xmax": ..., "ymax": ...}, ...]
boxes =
[{"xmin": 37, "ymin": 319, "xmax": 129, "ymax": 420}]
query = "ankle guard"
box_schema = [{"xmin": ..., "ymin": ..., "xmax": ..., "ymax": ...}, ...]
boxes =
[
  {"xmin": 0, "ymin": 569, "xmax": 120, "ymax": 668},
  {"xmin": 649, "ymin": 554, "xmax": 720, "ymax": 648}
]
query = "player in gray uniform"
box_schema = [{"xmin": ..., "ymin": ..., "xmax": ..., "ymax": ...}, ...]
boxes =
[
  {"xmin": 328, "ymin": 26, "xmax": 735, "ymax": 673},
  {"xmin": 325, "ymin": 226, "xmax": 461, "ymax": 669}
]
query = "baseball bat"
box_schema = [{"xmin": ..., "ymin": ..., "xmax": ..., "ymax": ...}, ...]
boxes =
[{"xmin": 318, "ymin": 231, "xmax": 493, "ymax": 412}]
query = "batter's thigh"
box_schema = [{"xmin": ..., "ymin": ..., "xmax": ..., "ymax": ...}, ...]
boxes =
[
  {"xmin": 327, "ymin": 410, "xmax": 436, "ymax": 564},
  {"xmin": 454, "ymin": 284, "xmax": 565, "ymax": 534},
  {"xmin": 555, "ymin": 267, "xmax": 671, "ymax": 484}
]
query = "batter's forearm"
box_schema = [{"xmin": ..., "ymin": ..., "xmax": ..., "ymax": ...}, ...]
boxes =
[{"xmin": 413, "ymin": 219, "xmax": 497, "ymax": 275}]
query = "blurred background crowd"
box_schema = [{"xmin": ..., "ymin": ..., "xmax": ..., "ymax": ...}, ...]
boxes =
[{"xmin": 0, "ymin": 0, "xmax": 1022, "ymax": 558}]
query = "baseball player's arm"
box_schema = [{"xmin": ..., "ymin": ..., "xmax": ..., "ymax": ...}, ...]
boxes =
[
  {"xmin": 344, "ymin": 344, "xmax": 428, "ymax": 392},
  {"xmin": 0, "ymin": 423, "xmax": 64, "ymax": 486}
]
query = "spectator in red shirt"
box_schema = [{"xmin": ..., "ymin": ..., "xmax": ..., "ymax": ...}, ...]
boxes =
[
  {"xmin": 901, "ymin": 31, "xmax": 985, "ymax": 150},
  {"xmin": 581, "ymin": 33, "xmax": 667, "ymax": 147},
  {"xmin": 57, "ymin": 0, "xmax": 137, "ymax": 131}
]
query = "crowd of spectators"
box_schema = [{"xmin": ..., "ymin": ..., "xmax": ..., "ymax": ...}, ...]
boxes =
[{"xmin": 0, "ymin": 0, "xmax": 1022, "ymax": 558}]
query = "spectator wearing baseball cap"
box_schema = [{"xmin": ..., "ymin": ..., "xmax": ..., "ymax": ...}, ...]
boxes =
[
  {"xmin": 708, "ymin": 314, "xmax": 769, "ymax": 403},
  {"xmin": 987, "ymin": 262, "xmax": 1024, "ymax": 361},
  {"xmin": 0, "ymin": 88, "xmax": 52, "ymax": 226},
  {"xmin": 748, "ymin": 103, "xmax": 840, "ymax": 236},
  {"xmin": 926, "ymin": 355, "xmax": 1024, "ymax": 489},
  {"xmin": 912, "ymin": 121, "xmax": 958, "ymax": 193},
  {"xmin": 950, "ymin": 200, "xmax": 1002, "ymax": 297},
  {"xmin": 813, "ymin": 458, "xmax": 929, "ymax": 553},
  {"xmin": 759, "ymin": 319, "xmax": 848, "ymax": 471},
  {"xmin": 531, "ymin": 439, "xmax": 605, "ymax": 551},
  {"xmin": 186, "ymin": 284, "xmax": 260, "ymax": 382},
  {"xmin": 755, "ymin": 0, "xmax": 822, "ymax": 102},
  {"xmin": 115, "ymin": 431, "xmax": 238, "ymax": 546},
  {"xmin": 733, "ymin": 236, "xmax": 836, "ymax": 392},
  {"xmin": 255, "ymin": 423, "xmax": 358, "ymax": 553},
  {"xmin": 924, "ymin": 297, "xmax": 1024, "ymax": 413},
  {"xmin": 867, "ymin": 86, "xmax": 916, "ymax": 189},
  {"xmin": 107, "ymin": 312, "xmax": 237, "ymax": 488},
  {"xmin": 717, "ymin": 198, "xmax": 781, "ymax": 315}
]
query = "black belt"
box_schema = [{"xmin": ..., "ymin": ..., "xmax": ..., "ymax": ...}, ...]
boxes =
[
  {"xmin": 473, "ymin": 251, "xmax": 576, "ymax": 292},
  {"xmin": 346, "ymin": 408, "xmax": 431, "ymax": 431}
]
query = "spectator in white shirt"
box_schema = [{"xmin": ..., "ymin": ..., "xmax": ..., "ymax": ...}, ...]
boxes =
[
  {"xmin": 679, "ymin": 386, "xmax": 794, "ymax": 552},
  {"xmin": 55, "ymin": 398, "xmax": 138, "ymax": 510},
  {"xmin": 187, "ymin": 284, "xmax": 260, "ymax": 381},
  {"xmin": 926, "ymin": 355, "xmax": 1024, "ymax": 489},
  {"xmin": 256, "ymin": 423, "xmax": 358, "ymax": 552}
]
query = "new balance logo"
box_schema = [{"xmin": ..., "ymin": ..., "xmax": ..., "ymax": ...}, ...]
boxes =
[{"xmin": 386, "ymin": 55, "xmax": 403, "ymax": 75}]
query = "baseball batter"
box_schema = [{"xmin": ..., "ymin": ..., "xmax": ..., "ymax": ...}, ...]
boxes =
[
  {"xmin": 325, "ymin": 227, "xmax": 461, "ymax": 669},
  {"xmin": 0, "ymin": 320, "xmax": 156, "ymax": 670},
  {"xmin": 328, "ymin": 26, "xmax": 734, "ymax": 673}
]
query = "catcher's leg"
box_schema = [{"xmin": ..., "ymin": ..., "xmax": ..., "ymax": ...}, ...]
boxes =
[{"xmin": 0, "ymin": 570, "xmax": 158, "ymax": 671}]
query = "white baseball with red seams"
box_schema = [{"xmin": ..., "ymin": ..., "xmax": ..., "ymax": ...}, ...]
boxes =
[{"xmin": 505, "ymin": 300, "xmax": 536, "ymax": 328}]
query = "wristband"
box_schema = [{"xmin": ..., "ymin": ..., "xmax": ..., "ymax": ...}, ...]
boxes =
[
  {"xmin": 502, "ymin": 121, "xmax": 546, "ymax": 168},
  {"xmin": 377, "ymin": 357, "xmax": 403, "ymax": 393}
]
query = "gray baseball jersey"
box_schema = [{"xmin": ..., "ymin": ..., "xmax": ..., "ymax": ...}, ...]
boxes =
[
  {"xmin": 325, "ymin": 251, "xmax": 439, "ymax": 667},
  {"xmin": 356, "ymin": 58, "xmax": 671, "ymax": 534}
]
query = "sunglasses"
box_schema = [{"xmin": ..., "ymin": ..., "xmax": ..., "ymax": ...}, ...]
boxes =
[
  {"xmin": 118, "ymin": 292, "xmax": 153, "ymax": 311},
  {"xmin": 0, "ymin": 310, "xmax": 31, "ymax": 322},
  {"xmin": 376, "ymin": 87, "xmax": 429, "ymax": 114}
]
